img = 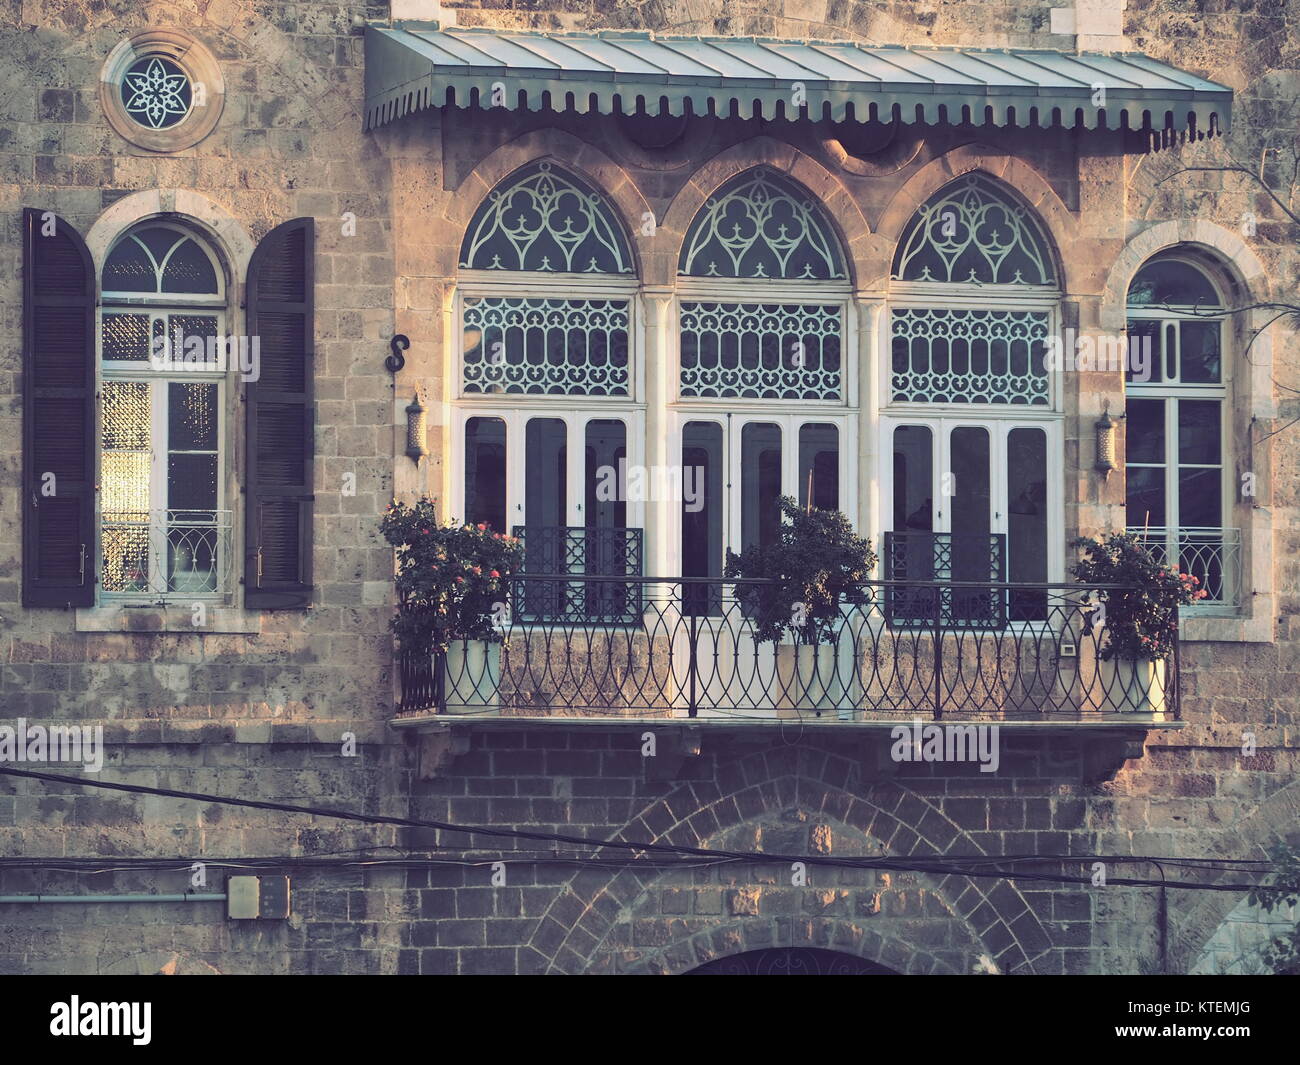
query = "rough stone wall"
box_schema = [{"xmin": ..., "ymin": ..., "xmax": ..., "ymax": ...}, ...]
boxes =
[{"xmin": 0, "ymin": 0, "xmax": 1296, "ymax": 974}]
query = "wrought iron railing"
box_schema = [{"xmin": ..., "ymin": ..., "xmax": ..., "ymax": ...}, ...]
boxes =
[
  {"xmin": 883, "ymin": 532, "xmax": 1008, "ymax": 627},
  {"xmin": 396, "ymin": 576, "xmax": 1178, "ymax": 721},
  {"xmin": 100, "ymin": 509, "xmax": 234, "ymax": 598},
  {"xmin": 1126, "ymin": 526, "xmax": 1241, "ymax": 608},
  {"xmin": 511, "ymin": 525, "xmax": 643, "ymax": 623}
]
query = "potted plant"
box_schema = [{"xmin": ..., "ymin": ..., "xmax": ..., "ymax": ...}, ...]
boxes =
[
  {"xmin": 380, "ymin": 498, "xmax": 523, "ymax": 715},
  {"xmin": 723, "ymin": 497, "xmax": 876, "ymax": 715},
  {"xmin": 1070, "ymin": 532, "xmax": 1205, "ymax": 716}
]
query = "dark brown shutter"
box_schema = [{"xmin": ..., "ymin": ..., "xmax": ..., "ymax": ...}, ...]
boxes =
[
  {"xmin": 22, "ymin": 208, "xmax": 95, "ymax": 607},
  {"xmin": 245, "ymin": 217, "xmax": 315, "ymax": 609}
]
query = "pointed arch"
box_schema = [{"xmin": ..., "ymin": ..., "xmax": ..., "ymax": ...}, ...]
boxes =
[
  {"xmin": 445, "ymin": 129, "xmax": 650, "ymax": 278},
  {"xmin": 892, "ymin": 171, "xmax": 1056, "ymax": 286},
  {"xmin": 877, "ymin": 145, "xmax": 1074, "ymax": 290},
  {"xmin": 660, "ymin": 138, "xmax": 870, "ymax": 288},
  {"xmin": 678, "ymin": 166, "xmax": 847, "ymax": 281},
  {"xmin": 459, "ymin": 161, "xmax": 634, "ymax": 275}
]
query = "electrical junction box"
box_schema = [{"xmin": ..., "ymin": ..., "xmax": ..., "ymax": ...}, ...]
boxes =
[{"xmin": 227, "ymin": 875, "xmax": 292, "ymax": 920}]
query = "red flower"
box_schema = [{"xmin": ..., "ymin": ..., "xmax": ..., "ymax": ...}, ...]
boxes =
[{"xmin": 490, "ymin": 570, "xmax": 500, "ymax": 578}]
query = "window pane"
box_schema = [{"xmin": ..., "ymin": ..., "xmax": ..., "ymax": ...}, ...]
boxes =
[
  {"xmin": 1126, "ymin": 399, "xmax": 1165, "ymax": 463},
  {"xmin": 464, "ymin": 417, "xmax": 506, "ymax": 532},
  {"xmin": 168, "ymin": 314, "xmax": 220, "ymax": 366},
  {"xmin": 949, "ymin": 426, "xmax": 992, "ymax": 584},
  {"xmin": 741, "ymin": 423, "xmax": 782, "ymax": 552},
  {"xmin": 1179, "ymin": 321, "xmax": 1221, "ymax": 383},
  {"xmin": 1178, "ymin": 400, "xmax": 1221, "ymax": 464},
  {"xmin": 584, "ymin": 420, "xmax": 627, "ymax": 529},
  {"xmin": 102, "ymin": 313, "xmax": 152, "ymax": 362},
  {"xmin": 798, "ymin": 423, "xmax": 839, "ymax": 511},
  {"xmin": 101, "ymin": 380, "xmax": 152, "ymax": 593},
  {"xmin": 161, "ymin": 237, "xmax": 219, "ymax": 294},
  {"xmin": 168, "ymin": 453, "xmax": 217, "ymax": 511},
  {"xmin": 1007, "ymin": 428, "xmax": 1048, "ymax": 620},
  {"xmin": 682, "ymin": 421, "xmax": 723, "ymax": 616},
  {"xmin": 462, "ymin": 297, "xmax": 630, "ymax": 396},
  {"xmin": 1126, "ymin": 467, "xmax": 1166, "ymax": 529},
  {"xmin": 890, "ymin": 308, "xmax": 1049, "ymax": 405},
  {"xmin": 679, "ymin": 302, "xmax": 842, "ymax": 400},
  {"xmin": 525, "ymin": 418, "xmax": 567, "ymax": 530},
  {"xmin": 1124, "ymin": 319, "xmax": 1162, "ymax": 384},
  {"xmin": 1178, "ymin": 468, "xmax": 1222, "ymax": 528},
  {"xmin": 1127, "ymin": 259, "xmax": 1219, "ymax": 307},
  {"xmin": 892, "ymin": 425, "xmax": 932, "ymax": 531},
  {"xmin": 168, "ymin": 382, "xmax": 217, "ymax": 451}
]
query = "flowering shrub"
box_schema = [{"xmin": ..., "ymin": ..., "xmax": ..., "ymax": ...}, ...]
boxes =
[
  {"xmin": 1070, "ymin": 533, "xmax": 1206, "ymax": 661},
  {"xmin": 723, "ymin": 497, "xmax": 877, "ymax": 645},
  {"xmin": 379, "ymin": 498, "xmax": 523, "ymax": 654}
]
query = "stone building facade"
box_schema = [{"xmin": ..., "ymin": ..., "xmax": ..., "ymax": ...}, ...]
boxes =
[{"xmin": 0, "ymin": 0, "xmax": 1296, "ymax": 975}]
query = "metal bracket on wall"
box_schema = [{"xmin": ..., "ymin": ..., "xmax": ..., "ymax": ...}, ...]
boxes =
[{"xmin": 387, "ymin": 334, "xmax": 409, "ymax": 374}]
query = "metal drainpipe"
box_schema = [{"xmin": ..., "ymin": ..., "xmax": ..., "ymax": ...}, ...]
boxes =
[{"xmin": 0, "ymin": 894, "xmax": 226, "ymax": 904}]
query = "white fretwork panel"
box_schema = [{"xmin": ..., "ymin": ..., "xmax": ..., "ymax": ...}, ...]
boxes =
[{"xmin": 891, "ymin": 307, "xmax": 1049, "ymax": 405}]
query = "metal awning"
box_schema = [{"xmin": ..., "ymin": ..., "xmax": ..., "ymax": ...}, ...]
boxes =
[{"xmin": 364, "ymin": 23, "xmax": 1232, "ymax": 134}]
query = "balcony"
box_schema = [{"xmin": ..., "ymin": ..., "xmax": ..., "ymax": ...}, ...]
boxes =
[
  {"xmin": 100, "ymin": 508, "xmax": 235, "ymax": 600},
  {"xmin": 1126, "ymin": 527, "xmax": 1241, "ymax": 610},
  {"xmin": 395, "ymin": 575, "xmax": 1180, "ymax": 723}
]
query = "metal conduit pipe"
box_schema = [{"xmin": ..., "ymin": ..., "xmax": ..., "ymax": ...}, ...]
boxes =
[{"xmin": 0, "ymin": 894, "xmax": 226, "ymax": 904}]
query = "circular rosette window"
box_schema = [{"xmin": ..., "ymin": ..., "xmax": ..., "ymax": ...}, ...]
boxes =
[{"xmin": 101, "ymin": 30, "xmax": 225, "ymax": 152}]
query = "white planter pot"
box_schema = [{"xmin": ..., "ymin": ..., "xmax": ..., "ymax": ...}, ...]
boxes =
[
  {"xmin": 442, "ymin": 640, "xmax": 501, "ymax": 716},
  {"xmin": 775, "ymin": 643, "xmax": 846, "ymax": 716},
  {"xmin": 1098, "ymin": 656, "xmax": 1168, "ymax": 717}
]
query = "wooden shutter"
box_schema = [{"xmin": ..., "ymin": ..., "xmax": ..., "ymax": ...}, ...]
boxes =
[
  {"xmin": 244, "ymin": 217, "xmax": 315, "ymax": 609},
  {"xmin": 22, "ymin": 208, "xmax": 96, "ymax": 607}
]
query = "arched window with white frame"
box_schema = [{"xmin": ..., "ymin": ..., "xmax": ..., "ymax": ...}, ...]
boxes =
[
  {"xmin": 455, "ymin": 163, "xmax": 641, "ymax": 620},
  {"xmin": 99, "ymin": 221, "xmax": 232, "ymax": 601},
  {"xmin": 675, "ymin": 167, "xmax": 854, "ymax": 613},
  {"xmin": 884, "ymin": 172, "xmax": 1062, "ymax": 624},
  {"xmin": 1124, "ymin": 252, "xmax": 1236, "ymax": 610}
]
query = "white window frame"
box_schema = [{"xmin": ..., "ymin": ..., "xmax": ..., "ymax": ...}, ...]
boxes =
[
  {"xmin": 98, "ymin": 224, "xmax": 233, "ymax": 604},
  {"xmin": 1125, "ymin": 257, "xmax": 1234, "ymax": 611}
]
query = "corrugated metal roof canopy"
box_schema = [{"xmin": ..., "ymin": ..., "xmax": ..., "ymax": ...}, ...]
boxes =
[{"xmin": 364, "ymin": 23, "xmax": 1232, "ymax": 134}]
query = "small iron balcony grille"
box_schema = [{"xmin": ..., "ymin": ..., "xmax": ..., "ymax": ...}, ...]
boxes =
[
  {"xmin": 511, "ymin": 525, "xmax": 643, "ymax": 623},
  {"xmin": 1127, "ymin": 527, "xmax": 1241, "ymax": 608},
  {"xmin": 101, "ymin": 509, "xmax": 234, "ymax": 599},
  {"xmin": 883, "ymin": 532, "xmax": 1008, "ymax": 627}
]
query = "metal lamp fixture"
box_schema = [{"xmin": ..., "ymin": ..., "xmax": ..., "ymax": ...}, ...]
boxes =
[
  {"xmin": 405, "ymin": 392, "xmax": 428, "ymax": 465},
  {"xmin": 1095, "ymin": 409, "xmax": 1121, "ymax": 475}
]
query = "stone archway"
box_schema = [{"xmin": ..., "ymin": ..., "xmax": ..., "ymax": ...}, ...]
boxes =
[{"xmin": 686, "ymin": 947, "xmax": 898, "ymax": 975}]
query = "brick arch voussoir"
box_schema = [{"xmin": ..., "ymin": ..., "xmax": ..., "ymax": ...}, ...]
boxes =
[
  {"xmin": 1169, "ymin": 778, "xmax": 1300, "ymax": 974},
  {"xmin": 528, "ymin": 745, "xmax": 1051, "ymax": 973}
]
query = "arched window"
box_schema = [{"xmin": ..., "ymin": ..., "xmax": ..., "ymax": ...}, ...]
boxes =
[
  {"xmin": 884, "ymin": 174, "xmax": 1061, "ymax": 623},
  {"xmin": 1125, "ymin": 253, "xmax": 1236, "ymax": 608},
  {"xmin": 456, "ymin": 164, "xmax": 640, "ymax": 620},
  {"xmin": 676, "ymin": 169, "xmax": 852, "ymax": 610},
  {"xmin": 99, "ymin": 222, "xmax": 231, "ymax": 599}
]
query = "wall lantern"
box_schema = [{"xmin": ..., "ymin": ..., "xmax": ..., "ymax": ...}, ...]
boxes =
[
  {"xmin": 1095, "ymin": 409, "xmax": 1124, "ymax": 476},
  {"xmin": 405, "ymin": 392, "xmax": 428, "ymax": 466}
]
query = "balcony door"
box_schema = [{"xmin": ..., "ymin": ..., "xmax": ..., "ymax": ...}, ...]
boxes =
[
  {"xmin": 881, "ymin": 417, "xmax": 1056, "ymax": 623},
  {"xmin": 677, "ymin": 413, "xmax": 848, "ymax": 615}
]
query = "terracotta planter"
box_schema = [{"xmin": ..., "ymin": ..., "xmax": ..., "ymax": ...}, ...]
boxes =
[{"xmin": 442, "ymin": 640, "xmax": 501, "ymax": 716}]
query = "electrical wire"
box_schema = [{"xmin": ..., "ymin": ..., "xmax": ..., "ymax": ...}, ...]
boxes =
[{"xmin": 0, "ymin": 764, "xmax": 1290, "ymax": 894}]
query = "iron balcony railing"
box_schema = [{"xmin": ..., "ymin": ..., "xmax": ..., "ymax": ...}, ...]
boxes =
[
  {"xmin": 396, "ymin": 575, "xmax": 1179, "ymax": 721},
  {"xmin": 100, "ymin": 508, "xmax": 235, "ymax": 599},
  {"xmin": 1126, "ymin": 526, "xmax": 1241, "ymax": 608}
]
